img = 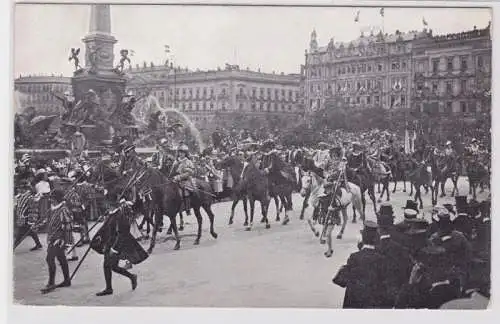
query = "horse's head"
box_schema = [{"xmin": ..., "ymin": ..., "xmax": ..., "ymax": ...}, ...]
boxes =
[{"xmin": 300, "ymin": 172, "xmax": 313, "ymax": 197}]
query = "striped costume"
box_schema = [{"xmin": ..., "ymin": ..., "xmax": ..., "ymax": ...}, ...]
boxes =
[
  {"xmin": 46, "ymin": 202, "xmax": 73, "ymax": 248},
  {"xmin": 76, "ymin": 181, "xmax": 99, "ymax": 221}
]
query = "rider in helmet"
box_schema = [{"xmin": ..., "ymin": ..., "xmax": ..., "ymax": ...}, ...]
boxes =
[{"xmin": 172, "ymin": 143, "xmax": 196, "ymax": 213}]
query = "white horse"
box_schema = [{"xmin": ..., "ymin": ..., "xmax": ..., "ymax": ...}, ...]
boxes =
[{"xmin": 300, "ymin": 171, "xmax": 364, "ymax": 257}]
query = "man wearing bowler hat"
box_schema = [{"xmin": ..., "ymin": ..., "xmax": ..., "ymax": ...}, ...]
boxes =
[
  {"xmin": 376, "ymin": 203, "xmax": 413, "ymax": 308},
  {"xmin": 395, "ymin": 245, "xmax": 461, "ymax": 309},
  {"xmin": 430, "ymin": 208, "xmax": 472, "ymax": 290},
  {"xmin": 333, "ymin": 221, "xmax": 386, "ymax": 308}
]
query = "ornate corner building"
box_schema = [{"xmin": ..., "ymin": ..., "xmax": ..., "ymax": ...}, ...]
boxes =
[
  {"xmin": 302, "ymin": 24, "xmax": 492, "ymax": 116},
  {"xmin": 14, "ymin": 75, "xmax": 71, "ymax": 115}
]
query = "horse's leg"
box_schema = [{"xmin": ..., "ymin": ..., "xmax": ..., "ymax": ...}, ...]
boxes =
[
  {"xmin": 324, "ymin": 224, "xmax": 334, "ymax": 258},
  {"xmin": 169, "ymin": 214, "xmax": 181, "ymax": 250},
  {"xmin": 281, "ymin": 193, "xmax": 292, "ymax": 225},
  {"xmin": 167, "ymin": 212, "xmax": 177, "ymax": 235},
  {"xmin": 409, "ymin": 181, "xmax": 414, "ymax": 196},
  {"xmin": 352, "ymin": 205, "xmax": 357, "ymax": 223},
  {"xmin": 246, "ymin": 197, "xmax": 255, "ymax": 231},
  {"xmin": 179, "ymin": 210, "xmax": 185, "ymax": 231},
  {"xmin": 336, "ymin": 208, "xmax": 349, "ymax": 240},
  {"xmin": 307, "ymin": 206, "xmax": 320, "ymax": 237},
  {"xmin": 368, "ymin": 185, "xmax": 377, "ymax": 216},
  {"xmin": 273, "ymin": 195, "xmax": 280, "ymax": 222},
  {"xmin": 242, "ymin": 196, "xmax": 249, "ymax": 226},
  {"xmin": 229, "ymin": 196, "xmax": 239, "ymax": 225},
  {"xmin": 147, "ymin": 209, "xmax": 160, "ymax": 254},
  {"xmin": 202, "ymin": 205, "xmax": 218, "ymax": 239},
  {"xmin": 262, "ymin": 197, "xmax": 271, "ymax": 229},
  {"xmin": 192, "ymin": 207, "xmax": 203, "ymax": 245},
  {"xmin": 358, "ymin": 190, "xmax": 367, "ymax": 223},
  {"xmin": 440, "ymin": 178, "xmax": 446, "ymax": 197},
  {"xmin": 299, "ymin": 190, "xmax": 310, "ymax": 220},
  {"xmin": 377, "ymin": 181, "xmax": 381, "ymax": 194},
  {"xmin": 392, "ymin": 173, "xmax": 398, "ymax": 193}
]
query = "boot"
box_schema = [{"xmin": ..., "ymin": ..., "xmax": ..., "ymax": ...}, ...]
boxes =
[{"xmin": 96, "ymin": 288, "xmax": 113, "ymax": 296}]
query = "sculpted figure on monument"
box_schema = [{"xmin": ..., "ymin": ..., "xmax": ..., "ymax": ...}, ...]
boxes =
[
  {"xmin": 68, "ymin": 48, "xmax": 82, "ymax": 71},
  {"xmin": 116, "ymin": 49, "xmax": 131, "ymax": 72},
  {"xmin": 51, "ymin": 90, "xmax": 76, "ymax": 121},
  {"xmin": 87, "ymin": 45, "xmax": 101, "ymax": 73},
  {"xmin": 67, "ymin": 89, "xmax": 100, "ymax": 125}
]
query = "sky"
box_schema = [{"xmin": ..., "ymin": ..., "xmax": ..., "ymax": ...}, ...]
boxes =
[{"xmin": 13, "ymin": 4, "xmax": 491, "ymax": 77}]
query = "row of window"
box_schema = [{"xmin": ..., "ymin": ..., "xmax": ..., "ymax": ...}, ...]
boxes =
[
  {"xmin": 151, "ymin": 87, "xmax": 299, "ymax": 101},
  {"xmin": 309, "ymin": 94, "xmax": 408, "ymax": 109},
  {"xmin": 15, "ymin": 84, "xmax": 69, "ymax": 93},
  {"xmin": 430, "ymin": 55, "xmax": 486, "ymax": 73},
  {"xmin": 416, "ymin": 79, "xmax": 475, "ymax": 95},
  {"xmin": 179, "ymin": 101, "xmax": 296, "ymax": 112},
  {"xmin": 310, "ymin": 78, "xmax": 408, "ymax": 94},
  {"xmin": 419, "ymin": 101, "xmax": 483, "ymax": 113},
  {"xmin": 308, "ymin": 60, "xmax": 408, "ymax": 78}
]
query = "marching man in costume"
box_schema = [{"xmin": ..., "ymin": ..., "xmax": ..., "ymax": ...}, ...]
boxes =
[
  {"xmin": 41, "ymin": 189, "xmax": 73, "ymax": 294},
  {"xmin": 91, "ymin": 192, "xmax": 148, "ymax": 296}
]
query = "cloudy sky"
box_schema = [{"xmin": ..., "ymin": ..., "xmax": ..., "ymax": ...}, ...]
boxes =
[{"xmin": 13, "ymin": 3, "xmax": 491, "ymax": 77}]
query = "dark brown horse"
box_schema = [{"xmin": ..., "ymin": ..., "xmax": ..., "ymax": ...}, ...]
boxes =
[
  {"xmin": 407, "ymin": 161, "xmax": 434, "ymax": 208},
  {"xmin": 260, "ymin": 151, "xmax": 297, "ymax": 225},
  {"xmin": 239, "ymin": 158, "xmax": 271, "ymax": 230},
  {"xmin": 464, "ymin": 153, "xmax": 490, "ymax": 200},
  {"xmin": 216, "ymin": 155, "xmax": 249, "ymax": 225},
  {"xmin": 430, "ymin": 152, "xmax": 460, "ymax": 199},
  {"xmin": 119, "ymin": 156, "xmax": 218, "ymax": 254}
]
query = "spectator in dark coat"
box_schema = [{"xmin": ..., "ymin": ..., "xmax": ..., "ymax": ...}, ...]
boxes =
[{"xmin": 333, "ymin": 221, "xmax": 386, "ymax": 308}]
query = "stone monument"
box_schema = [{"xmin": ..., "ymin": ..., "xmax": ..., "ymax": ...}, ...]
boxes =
[{"xmin": 69, "ymin": 4, "xmax": 137, "ymax": 146}]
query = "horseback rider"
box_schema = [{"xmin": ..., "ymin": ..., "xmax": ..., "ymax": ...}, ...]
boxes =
[
  {"xmin": 313, "ymin": 142, "xmax": 331, "ymax": 176},
  {"xmin": 172, "ymin": 144, "xmax": 196, "ymax": 212},
  {"xmin": 343, "ymin": 142, "xmax": 370, "ymax": 191},
  {"xmin": 152, "ymin": 138, "xmax": 176, "ymax": 175}
]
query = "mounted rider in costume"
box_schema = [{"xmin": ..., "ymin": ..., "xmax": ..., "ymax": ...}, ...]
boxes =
[
  {"xmin": 345, "ymin": 142, "xmax": 369, "ymax": 191},
  {"xmin": 151, "ymin": 138, "xmax": 176, "ymax": 176},
  {"xmin": 442, "ymin": 140, "xmax": 457, "ymax": 174},
  {"xmin": 172, "ymin": 144, "xmax": 196, "ymax": 213},
  {"xmin": 261, "ymin": 139, "xmax": 296, "ymax": 184}
]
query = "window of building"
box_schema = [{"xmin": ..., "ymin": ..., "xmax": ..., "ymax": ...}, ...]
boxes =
[
  {"xmin": 356, "ymin": 97, "xmax": 361, "ymax": 104},
  {"xmin": 251, "ymin": 103, "xmax": 256, "ymax": 111},
  {"xmin": 357, "ymin": 82, "xmax": 361, "ymax": 91},
  {"xmin": 391, "ymin": 62, "xmax": 400, "ymax": 71},
  {"xmin": 203, "ymin": 102, "xmax": 206, "ymax": 110},
  {"xmin": 402, "ymin": 61, "xmax": 407, "ymax": 70},
  {"xmin": 182, "ymin": 88, "xmax": 186, "ymax": 95},
  {"xmin": 188, "ymin": 103, "xmax": 192, "ymax": 110},
  {"xmin": 461, "ymin": 57, "xmax": 468, "ymax": 71},
  {"xmin": 460, "ymin": 101, "xmax": 467, "ymax": 113},
  {"xmin": 222, "ymin": 103, "xmax": 226, "ymax": 111},
  {"xmin": 239, "ymin": 103, "xmax": 243, "ymax": 110},
  {"xmin": 288, "ymin": 105, "xmax": 292, "ymax": 111},
  {"xmin": 432, "ymin": 82, "xmax": 438, "ymax": 93},
  {"xmin": 447, "ymin": 57, "xmax": 454, "ymax": 71},
  {"xmin": 432, "ymin": 59, "xmax": 439, "ymax": 73},
  {"xmin": 210, "ymin": 88, "xmax": 214, "ymax": 97},
  {"xmin": 368, "ymin": 65, "xmax": 372, "ymax": 72},
  {"xmin": 446, "ymin": 102, "xmax": 452, "ymax": 113},
  {"xmin": 461, "ymin": 79, "xmax": 467, "ymax": 93},
  {"xmin": 367, "ymin": 96, "xmax": 371, "ymax": 104},
  {"xmin": 203, "ymin": 88, "xmax": 207, "ymax": 97},
  {"xmin": 446, "ymin": 81, "xmax": 453, "ymax": 94},
  {"xmin": 274, "ymin": 103, "xmax": 278, "ymax": 110},
  {"xmin": 261, "ymin": 102, "xmax": 264, "ymax": 111},
  {"xmin": 378, "ymin": 64, "xmax": 383, "ymax": 72},
  {"xmin": 210, "ymin": 102, "xmax": 214, "ymax": 110},
  {"xmin": 240, "ymin": 88, "xmax": 244, "ymax": 96},
  {"xmin": 195, "ymin": 88, "xmax": 199, "ymax": 98},
  {"xmin": 288, "ymin": 90, "xmax": 293, "ymax": 99},
  {"xmin": 477, "ymin": 56, "xmax": 484, "ymax": 68},
  {"xmin": 222, "ymin": 88, "xmax": 226, "ymax": 96},
  {"xmin": 347, "ymin": 66, "xmax": 351, "ymax": 73},
  {"xmin": 252, "ymin": 88, "xmax": 256, "ymax": 97},
  {"xmin": 401, "ymin": 96, "xmax": 406, "ymax": 107},
  {"xmin": 196, "ymin": 102, "xmax": 199, "ymax": 110},
  {"xmin": 267, "ymin": 88, "xmax": 271, "ymax": 97}
]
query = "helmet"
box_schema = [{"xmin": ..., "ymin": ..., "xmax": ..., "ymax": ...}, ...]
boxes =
[{"xmin": 177, "ymin": 144, "xmax": 189, "ymax": 152}]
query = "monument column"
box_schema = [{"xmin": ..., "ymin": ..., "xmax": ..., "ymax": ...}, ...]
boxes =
[{"xmin": 71, "ymin": 4, "xmax": 129, "ymax": 145}]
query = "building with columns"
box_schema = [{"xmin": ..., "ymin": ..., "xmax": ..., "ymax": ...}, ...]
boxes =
[
  {"xmin": 127, "ymin": 63, "xmax": 302, "ymax": 130},
  {"xmin": 412, "ymin": 24, "xmax": 492, "ymax": 114},
  {"xmin": 14, "ymin": 75, "xmax": 71, "ymax": 115}
]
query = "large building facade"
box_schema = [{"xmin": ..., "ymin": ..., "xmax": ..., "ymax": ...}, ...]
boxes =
[
  {"xmin": 127, "ymin": 63, "xmax": 302, "ymax": 130},
  {"xmin": 303, "ymin": 24, "xmax": 492, "ymax": 116},
  {"xmin": 14, "ymin": 75, "xmax": 71, "ymax": 115},
  {"xmin": 412, "ymin": 24, "xmax": 492, "ymax": 114},
  {"xmin": 303, "ymin": 28, "xmax": 429, "ymax": 112}
]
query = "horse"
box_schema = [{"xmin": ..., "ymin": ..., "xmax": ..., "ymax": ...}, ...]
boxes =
[
  {"xmin": 345, "ymin": 162, "xmax": 378, "ymax": 218},
  {"xmin": 464, "ymin": 154, "xmax": 490, "ymax": 200},
  {"xmin": 407, "ymin": 161, "xmax": 435, "ymax": 208},
  {"xmin": 119, "ymin": 155, "xmax": 218, "ymax": 254},
  {"xmin": 300, "ymin": 170, "xmax": 363, "ymax": 256},
  {"xmin": 390, "ymin": 153, "xmax": 413, "ymax": 194},
  {"xmin": 366, "ymin": 156, "xmax": 391, "ymax": 202},
  {"xmin": 239, "ymin": 158, "xmax": 271, "ymax": 230},
  {"xmin": 260, "ymin": 151, "xmax": 297, "ymax": 225},
  {"xmin": 431, "ymin": 152, "xmax": 460, "ymax": 198}
]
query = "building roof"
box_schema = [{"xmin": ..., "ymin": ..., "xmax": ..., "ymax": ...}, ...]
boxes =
[{"xmin": 15, "ymin": 75, "xmax": 71, "ymax": 84}]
